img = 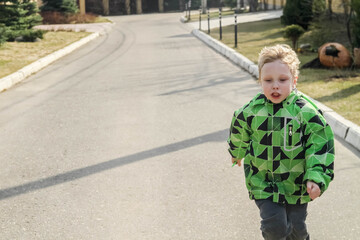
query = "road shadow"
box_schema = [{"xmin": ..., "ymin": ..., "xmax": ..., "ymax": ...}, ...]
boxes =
[
  {"xmin": 316, "ymin": 83, "xmax": 360, "ymax": 103},
  {"xmin": 168, "ymin": 34, "xmax": 193, "ymax": 38},
  {"xmin": 238, "ymin": 31, "xmax": 283, "ymax": 43},
  {"xmin": 0, "ymin": 129, "xmax": 228, "ymax": 201}
]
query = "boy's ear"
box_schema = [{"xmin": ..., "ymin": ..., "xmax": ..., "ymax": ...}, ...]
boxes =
[{"xmin": 293, "ymin": 76, "xmax": 298, "ymax": 87}]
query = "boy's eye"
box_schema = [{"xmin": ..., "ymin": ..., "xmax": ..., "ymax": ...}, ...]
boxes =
[{"xmin": 280, "ymin": 78, "xmax": 288, "ymax": 82}]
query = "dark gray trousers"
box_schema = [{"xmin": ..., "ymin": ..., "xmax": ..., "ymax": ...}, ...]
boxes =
[{"xmin": 255, "ymin": 199, "xmax": 309, "ymax": 240}]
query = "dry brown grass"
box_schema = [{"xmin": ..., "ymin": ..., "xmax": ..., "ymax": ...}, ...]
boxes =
[
  {"xmin": 0, "ymin": 31, "xmax": 90, "ymax": 79},
  {"xmin": 41, "ymin": 12, "xmax": 105, "ymax": 24}
]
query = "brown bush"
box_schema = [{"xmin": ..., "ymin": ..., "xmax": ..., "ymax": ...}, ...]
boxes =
[{"xmin": 41, "ymin": 12, "xmax": 98, "ymax": 24}]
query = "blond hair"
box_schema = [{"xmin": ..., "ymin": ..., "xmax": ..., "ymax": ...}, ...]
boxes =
[{"xmin": 258, "ymin": 44, "xmax": 300, "ymax": 80}]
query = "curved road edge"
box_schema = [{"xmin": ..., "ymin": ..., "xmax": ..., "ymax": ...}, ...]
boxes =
[{"xmin": 191, "ymin": 28, "xmax": 360, "ymax": 152}]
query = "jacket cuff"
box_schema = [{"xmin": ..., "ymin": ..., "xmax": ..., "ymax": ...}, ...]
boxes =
[
  {"xmin": 304, "ymin": 171, "xmax": 327, "ymax": 193},
  {"xmin": 228, "ymin": 148, "xmax": 244, "ymax": 160}
]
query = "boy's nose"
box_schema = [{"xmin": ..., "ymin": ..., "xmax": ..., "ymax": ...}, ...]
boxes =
[{"xmin": 272, "ymin": 83, "xmax": 279, "ymax": 89}]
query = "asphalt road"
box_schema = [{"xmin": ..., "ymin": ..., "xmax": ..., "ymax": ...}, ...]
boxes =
[{"xmin": 0, "ymin": 13, "xmax": 359, "ymax": 239}]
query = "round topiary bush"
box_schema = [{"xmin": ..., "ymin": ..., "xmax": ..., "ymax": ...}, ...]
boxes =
[{"xmin": 283, "ymin": 24, "xmax": 305, "ymax": 50}]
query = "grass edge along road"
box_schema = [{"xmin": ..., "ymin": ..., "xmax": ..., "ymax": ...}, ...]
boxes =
[
  {"xmin": 207, "ymin": 19, "xmax": 360, "ymax": 126},
  {"xmin": 0, "ymin": 31, "xmax": 90, "ymax": 80}
]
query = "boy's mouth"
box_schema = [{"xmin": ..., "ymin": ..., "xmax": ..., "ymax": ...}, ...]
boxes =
[{"xmin": 271, "ymin": 92, "xmax": 280, "ymax": 98}]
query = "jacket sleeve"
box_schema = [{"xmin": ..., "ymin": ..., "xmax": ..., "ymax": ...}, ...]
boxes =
[
  {"xmin": 227, "ymin": 109, "xmax": 251, "ymax": 160},
  {"xmin": 302, "ymin": 109, "xmax": 335, "ymax": 194}
]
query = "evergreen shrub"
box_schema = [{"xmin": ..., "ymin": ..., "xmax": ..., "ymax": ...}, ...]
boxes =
[
  {"xmin": 0, "ymin": 0, "xmax": 42, "ymax": 30},
  {"xmin": 281, "ymin": 0, "xmax": 313, "ymax": 30},
  {"xmin": 40, "ymin": 0, "xmax": 79, "ymax": 14},
  {"xmin": 224, "ymin": 0, "xmax": 237, "ymax": 9},
  {"xmin": 0, "ymin": 25, "xmax": 8, "ymax": 45},
  {"xmin": 283, "ymin": 24, "xmax": 305, "ymax": 49},
  {"xmin": 0, "ymin": 0, "xmax": 43, "ymax": 42}
]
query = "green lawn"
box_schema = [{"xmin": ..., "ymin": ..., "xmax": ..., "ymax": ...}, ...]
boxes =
[{"xmin": 207, "ymin": 19, "xmax": 360, "ymax": 125}]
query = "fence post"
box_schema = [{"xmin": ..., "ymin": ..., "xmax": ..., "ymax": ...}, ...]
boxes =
[
  {"xmin": 207, "ymin": 8, "xmax": 210, "ymax": 34},
  {"xmin": 219, "ymin": 7, "xmax": 222, "ymax": 40},
  {"xmin": 234, "ymin": 14, "xmax": 237, "ymax": 48},
  {"xmin": 188, "ymin": 1, "xmax": 191, "ymax": 20},
  {"xmin": 199, "ymin": 8, "xmax": 201, "ymax": 30}
]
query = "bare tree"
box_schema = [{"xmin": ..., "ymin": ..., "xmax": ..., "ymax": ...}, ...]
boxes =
[
  {"xmin": 341, "ymin": 0, "xmax": 354, "ymax": 50},
  {"xmin": 328, "ymin": 0, "xmax": 333, "ymax": 19}
]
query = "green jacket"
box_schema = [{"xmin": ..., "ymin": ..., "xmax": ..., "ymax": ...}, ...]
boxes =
[{"xmin": 228, "ymin": 91, "xmax": 334, "ymax": 204}]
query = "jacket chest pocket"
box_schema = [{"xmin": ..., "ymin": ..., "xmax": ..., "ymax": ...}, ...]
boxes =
[{"xmin": 284, "ymin": 117, "xmax": 302, "ymax": 151}]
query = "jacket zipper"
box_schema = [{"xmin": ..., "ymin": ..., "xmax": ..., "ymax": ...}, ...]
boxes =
[{"xmin": 288, "ymin": 125, "xmax": 293, "ymax": 146}]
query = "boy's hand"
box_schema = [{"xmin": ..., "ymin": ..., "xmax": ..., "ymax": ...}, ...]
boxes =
[
  {"xmin": 307, "ymin": 181, "xmax": 321, "ymax": 200},
  {"xmin": 232, "ymin": 158, "xmax": 242, "ymax": 167}
]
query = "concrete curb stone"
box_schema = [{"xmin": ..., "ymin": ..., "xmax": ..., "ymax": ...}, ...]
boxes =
[
  {"xmin": 346, "ymin": 125, "xmax": 360, "ymax": 150},
  {"xmin": 180, "ymin": 16, "xmax": 187, "ymax": 23},
  {"xmin": 191, "ymin": 27, "xmax": 360, "ymax": 152}
]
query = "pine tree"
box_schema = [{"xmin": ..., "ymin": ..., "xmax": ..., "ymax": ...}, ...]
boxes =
[
  {"xmin": 281, "ymin": 0, "xmax": 314, "ymax": 30},
  {"xmin": 0, "ymin": 0, "xmax": 43, "ymax": 42},
  {"xmin": 40, "ymin": 0, "xmax": 79, "ymax": 14},
  {"xmin": 0, "ymin": 25, "xmax": 8, "ymax": 45},
  {"xmin": 0, "ymin": 0, "xmax": 42, "ymax": 31}
]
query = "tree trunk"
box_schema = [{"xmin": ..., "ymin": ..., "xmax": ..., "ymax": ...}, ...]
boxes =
[
  {"xmin": 102, "ymin": 0, "xmax": 109, "ymax": 15},
  {"xmin": 202, "ymin": 0, "xmax": 207, "ymax": 14},
  {"xmin": 179, "ymin": 0, "xmax": 184, "ymax": 11},
  {"xmin": 347, "ymin": 9, "xmax": 354, "ymax": 51},
  {"xmin": 249, "ymin": 0, "xmax": 259, "ymax": 12},
  {"xmin": 159, "ymin": 0, "xmax": 164, "ymax": 12},
  {"xmin": 292, "ymin": 38, "xmax": 296, "ymax": 50},
  {"xmin": 79, "ymin": 0, "xmax": 86, "ymax": 14},
  {"xmin": 136, "ymin": 0, "xmax": 142, "ymax": 14},
  {"xmin": 328, "ymin": 0, "xmax": 333, "ymax": 19},
  {"xmin": 125, "ymin": 0, "xmax": 130, "ymax": 14}
]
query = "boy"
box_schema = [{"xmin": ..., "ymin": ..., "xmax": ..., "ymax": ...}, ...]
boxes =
[{"xmin": 228, "ymin": 44, "xmax": 334, "ymax": 240}]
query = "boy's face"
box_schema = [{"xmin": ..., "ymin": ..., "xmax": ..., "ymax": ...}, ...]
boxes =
[{"xmin": 260, "ymin": 60, "xmax": 297, "ymax": 104}]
